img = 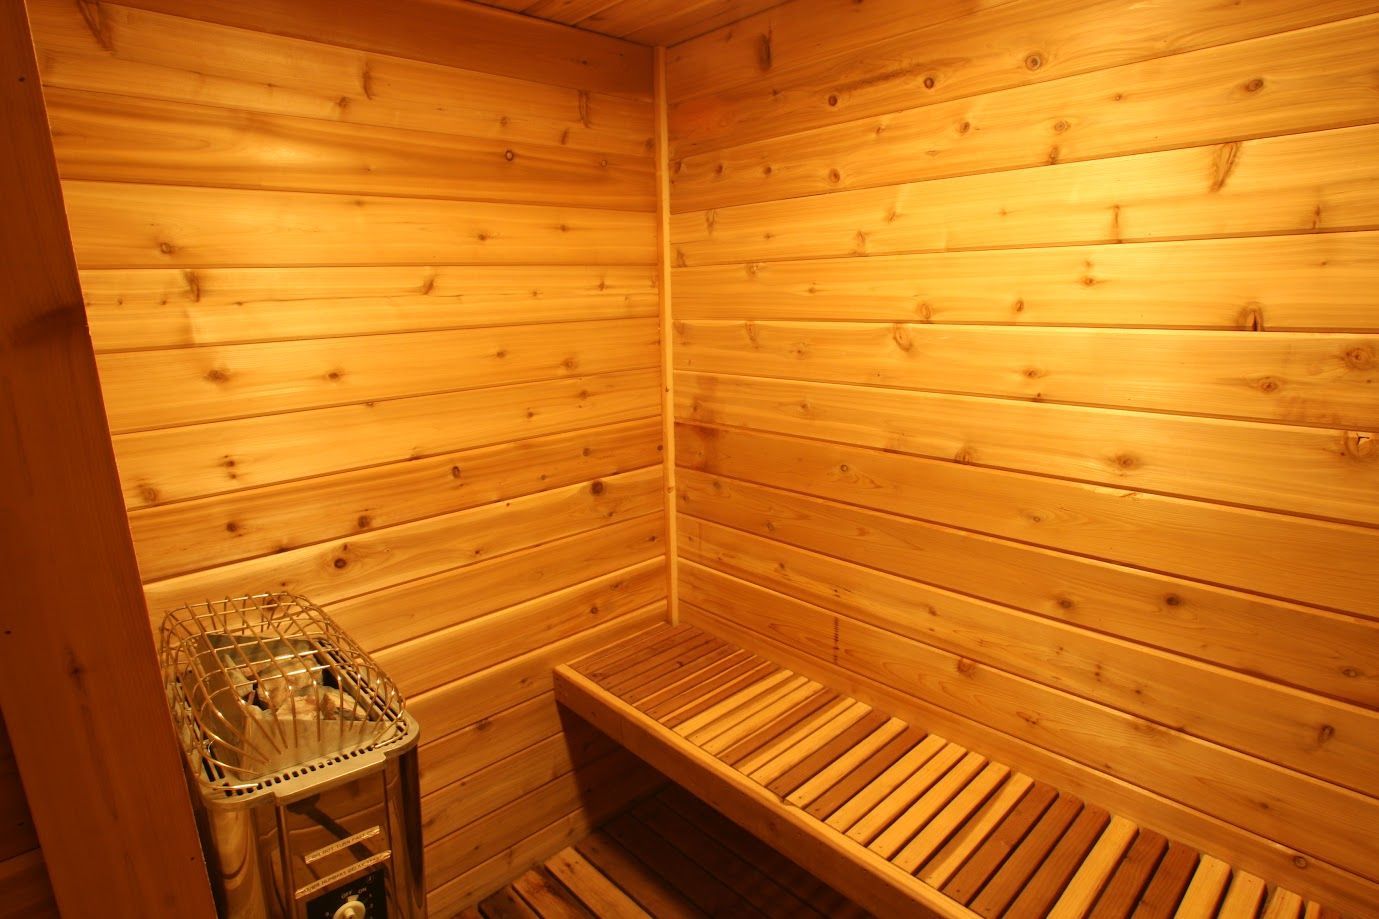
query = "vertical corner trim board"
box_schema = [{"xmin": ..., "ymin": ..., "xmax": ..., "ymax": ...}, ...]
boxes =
[
  {"xmin": 664, "ymin": 0, "xmax": 1379, "ymax": 913},
  {"xmin": 0, "ymin": 0, "xmax": 214, "ymax": 914},
  {"xmin": 25, "ymin": 0, "xmax": 663, "ymax": 911}
]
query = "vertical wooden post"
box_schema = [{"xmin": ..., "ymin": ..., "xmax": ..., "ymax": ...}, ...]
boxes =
[
  {"xmin": 0, "ymin": 3, "xmax": 215, "ymax": 914},
  {"xmin": 654, "ymin": 45, "xmax": 679, "ymax": 623}
]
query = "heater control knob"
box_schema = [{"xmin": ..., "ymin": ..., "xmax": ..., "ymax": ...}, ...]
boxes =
[{"xmin": 333, "ymin": 899, "xmax": 366, "ymax": 919}]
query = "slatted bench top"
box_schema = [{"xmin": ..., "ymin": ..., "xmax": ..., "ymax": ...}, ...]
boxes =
[{"xmin": 553, "ymin": 623, "xmax": 1341, "ymax": 919}]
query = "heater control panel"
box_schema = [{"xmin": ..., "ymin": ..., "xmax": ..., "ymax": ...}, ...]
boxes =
[{"xmin": 306, "ymin": 868, "xmax": 387, "ymax": 919}]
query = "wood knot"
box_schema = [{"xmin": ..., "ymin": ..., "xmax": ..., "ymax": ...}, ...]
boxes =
[
  {"xmin": 827, "ymin": 93, "xmax": 839, "ymax": 106},
  {"xmin": 757, "ymin": 32, "xmax": 773, "ymax": 71},
  {"xmin": 1244, "ymin": 77, "xmax": 1264, "ymax": 93},
  {"xmin": 450, "ymin": 465, "xmax": 462, "ymax": 478},
  {"xmin": 504, "ymin": 149, "xmax": 515, "ymax": 161},
  {"xmin": 1293, "ymin": 855, "xmax": 1308, "ymax": 869},
  {"xmin": 956, "ymin": 657, "xmax": 977, "ymax": 675},
  {"xmin": 1237, "ymin": 303, "xmax": 1265, "ymax": 331},
  {"xmin": 1024, "ymin": 52, "xmax": 1043, "ymax": 71},
  {"xmin": 1343, "ymin": 345, "xmax": 1373, "ymax": 369},
  {"xmin": 225, "ymin": 521, "xmax": 239, "ymax": 533},
  {"xmin": 1164, "ymin": 593, "xmax": 1182, "ymax": 607},
  {"xmin": 923, "ymin": 76, "xmax": 936, "ymax": 89},
  {"xmin": 762, "ymin": 164, "xmax": 773, "ymax": 175},
  {"xmin": 714, "ymin": 162, "xmax": 724, "ymax": 175},
  {"xmin": 1056, "ymin": 596, "xmax": 1075, "ymax": 610},
  {"xmin": 1053, "ymin": 119, "xmax": 1069, "ymax": 133},
  {"xmin": 891, "ymin": 324, "xmax": 913, "ymax": 351},
  {"xmin": 1022, "ymin": 367, "xmax": 1045, "ymax": 380},
  {"xmin": 1341, "ymin": 666, "xmax": 1361, "ymax": 678},
  {"xmin": 159, "ymin": 241, "xmax": 176, "ymax": 255},
  {"xmin": 204, "ymin": 367, "xmax": 231, "ymax": 384},
  {"xmin": 1111, "ymin": 453, "xmax": 1140, "ymax": 471},
  {"xmin": 139, "ymin": 484, "xmax": 160, "ymax": 504},
  {"xmin": 1343, "ymin": 430, "xmax": 1375, "ymax": 459},
  {"xmin": 357, "ymin": 514, "xmax": 372, "ymax": 528},
  {"xmin": 958, "ymin": 121, "xmax": 971, "ymax": 134},
  {"xmin": 1316, "ymin": 724, "xmax": 1335, "ymax": 745},
  {"xmin": 590, "ymin": 480, "xmax": 605, "ymax": 495},
  {"xmin": 333, "ymin": 557, "xmax": 347, "ymax": 569},
  {"xmin": 327, "ymin": 369, "xmax": 343, "ymax": 381},
  {"xmin": 828, "ymin": 168, "xmax": 842, "ymax": 184}
]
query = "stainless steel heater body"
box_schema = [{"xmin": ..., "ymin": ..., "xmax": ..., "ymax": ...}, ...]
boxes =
[{"xmin": 161, "ymin": 594, "xmax": 425, "ymax": 919}]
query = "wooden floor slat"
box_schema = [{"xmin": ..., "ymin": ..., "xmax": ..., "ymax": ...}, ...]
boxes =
[
  {"xmin": 480, "ymin": 784, "xmax": 868, "ymax": 918},
  {"xmin": 553, "ymin": 623, "xmax": 1337, "ymax": 919}
]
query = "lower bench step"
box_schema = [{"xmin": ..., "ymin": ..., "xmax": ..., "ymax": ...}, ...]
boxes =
[{"xmin": 552, "ymin": 623, "xmax": 1340, "ymax": 919}]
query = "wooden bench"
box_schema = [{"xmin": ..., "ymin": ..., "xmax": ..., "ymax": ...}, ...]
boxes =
[{"xmin": 554, "ymin": 623, "xmax": 1340, "ymax": 919}]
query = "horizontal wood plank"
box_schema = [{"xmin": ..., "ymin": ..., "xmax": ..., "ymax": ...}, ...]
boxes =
[
  {"xmin": 675, "ymin": 425, "xmax": 1379, "ymax": 618},
  {"xmin": 378, "ymin": 559, "xmax": 667, "ymax": 696},
  {"xmin": 141, "ymin": 467, "xmax": 662, "ymax": 616},
  {"xmin": 100, "ymin": 318, "xmax": 658, "ymax": 432},
  {"xmin": 30, "ymin": 0, "xmax": 654, "ymax": 156},
  {"xmin": 129, "ymin": 420, "xmax": 660, "ymax": 581},
  {"xmin": 671, "ymin": 232, "xmax": 1379, "ymax": 332},
  {"xmin": 81, "ymin": 264, "xmax": 658, "ymax": 352},
  {"xmin": 678, "ymin": 524, "xmax": 1379, "ymax": 797},
  {"xmin": 63, "ymin": 180, "xmax": 657, "ymax": 269},
  {"xmin": 114, "ymin": 367, "xmax": 659, "ymax": 506},
  {"xmin": 47, "ymin": 88, "xmax": 655, "ymax": 211},
  {"xmin": 677, "ymin": 371, "xmax": 1379, "ymax": 526},
  {"xmin": 670, "ymin": 124, "xmax": 1379, "ymax": 266},
  {"xmin": 670, "ymin": 15, "xmax": 1379, "ymax": 210},
  {"xmin": 667, "ymin": 0, "xmax": 1379, "ymax": 155},
  {"xmin": 676, "ymin": 321, "xmax": 1379, "ymax": 428},
  {"xmin": 108, "ymin": 0, "xmax": 653, "ymax": 97}
]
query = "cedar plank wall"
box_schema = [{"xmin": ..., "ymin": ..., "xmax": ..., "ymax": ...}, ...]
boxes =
[
  {"xmin": 26, "ymin": 0, "xmax": 665, "ymax": 912},
  {"xmin": 667, "ymin": 0, "xmax": 1379, "ymax": 912}
]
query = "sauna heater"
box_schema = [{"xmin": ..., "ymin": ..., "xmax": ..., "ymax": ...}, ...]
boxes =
[{"xmin": 160, "ymin": 593, "xmax": 425, "ymax": 919}]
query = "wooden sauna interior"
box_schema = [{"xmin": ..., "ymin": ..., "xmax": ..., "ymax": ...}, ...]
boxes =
[{"xmin": 0, "ymin": 0, "xmax": 1375, "ymax": 916}]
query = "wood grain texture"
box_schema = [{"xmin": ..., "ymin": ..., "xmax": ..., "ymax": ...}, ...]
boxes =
[
  {"xmin": 46, "ymin": 88, "xmax": 656, "ymax": 211},
  {"xmin": 676, "ymin": 425, "xmax": 1379, "ymax": 619},
  {"xmin": 666, "ymin": 0, "xmax": 1379, "ymax": 154},
  {"xmin": 64, "ymin": 180, "xmax": 656, "ymax": 269},
  {"xmin": 670, "ymin": 14, "xmax": 1379, "ymax": 210},
  {"xmin": 671, "ymin": 124, "xmax": 1379, "ymax": 266},
  {"xmin": 668, "ymin": 1, "xmax": 1379, "ymax": 902},
  {"xmin": 0, "ymin": 2, "xmax": 213, "ymax": 913},
  {"xmin": 676, "ymin": 470, "xmax": 1379, "ymax": 709},
  {"xmin": 79, "ymin": 263, "xmax": 658, "ymax": 351},
  {"xmin": 678, "ymin": 521, "xmax": 1379, "ymax": 798},
  {"xmin": 128, "ymin": 419, "xmax": 660, "ymax": 581},
  {"xmin": 672, "ymin": 232, "xmax": 1379, "ymax": 332},
  {"xmin": 682, "ymin": 605, "xmax": 1379, "ymax": 914},
  {"xmin": 679, "ymin": 563, "xmax": 1379, "ymax": 882},
  {"xmin": 110, "ymin": 0, "xmax": 653, "ymax": 97},
  {"xmin": 677, "ymin": 371, "xmax": 1379, "ymax": 527},
  {"xmin": 100, "ymin": 317, "xmax": 658, "ymax": 432},
  {"xmin": 675, "ymin": 321, "xmax": 1379, "ymax": 428},
  {"xmin": 31, "ymin": 0, "xmax": 663, "ymax": 908},
  {"xmin": 30, "ymin": 1, "xmax": 653, "ymax": 156},
  {"xmin": 115, "ymin": 367, "xmax": 659, "ymax": 507}
]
